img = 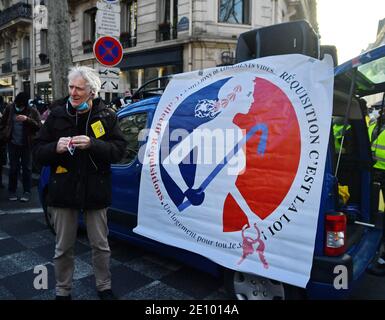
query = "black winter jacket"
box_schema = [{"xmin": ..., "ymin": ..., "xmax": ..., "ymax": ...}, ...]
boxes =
[
  {"xmin": 33, "ymin": 98, "xmax": 127, "ymax": 209},
  {"xmin": 0, "ymin": 103, "xmax": 41, "ymax": 147}
]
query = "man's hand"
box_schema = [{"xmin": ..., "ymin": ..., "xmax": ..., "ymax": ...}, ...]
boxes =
[
  {"xmin": 71, "ymin": 135, "xmax": 91, "ymax": 150},
  {"xmin": 56, "ymin": 137, "xmax": 71, "ymax": 154},
  {"xmin": 15, "ymin": 115, "xmax": 28, "ymax": 122}
]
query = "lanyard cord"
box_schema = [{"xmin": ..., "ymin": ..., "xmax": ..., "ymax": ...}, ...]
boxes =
[{"xmin": 66, "ymin": 100, "xmax": 92, "ymax": 136}]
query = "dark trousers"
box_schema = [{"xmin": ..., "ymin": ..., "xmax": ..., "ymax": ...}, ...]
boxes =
[
  {"xmin": 374, "ymin": 169, "xmax": 385, "ymax": 201},
  {"xmin": 0, "ymin": 145, "xmax": 6, "ymax": 185},
  {"xmin": 373, "ymin": 169, "xmax": 385, "ymax": 244},
  {"xmin": 8, "ymin": 143, "xmax": 31, "ymax": 193}
]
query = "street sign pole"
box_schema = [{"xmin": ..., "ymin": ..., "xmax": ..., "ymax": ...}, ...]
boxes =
[
  {"xmin": 95, "ymin": 0, "xmax": 122, "ymax": 95},
  {"xmin": 98, "ymin": 66, "xmax": 120, "ymax": 93}
]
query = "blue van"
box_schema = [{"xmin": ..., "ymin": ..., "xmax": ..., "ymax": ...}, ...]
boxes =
[{"xmin": 39, "ymin": 35, "xmax": 385, "ymax": 300}]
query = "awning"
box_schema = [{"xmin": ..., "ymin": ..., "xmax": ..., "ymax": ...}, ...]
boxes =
[
  {"xmin": 0, "ymin": 87, "xmax": 14, "ymax": 94},
  {"xmin": 118, "ymin": 45, "xmax": 183, "ymax": 70}
]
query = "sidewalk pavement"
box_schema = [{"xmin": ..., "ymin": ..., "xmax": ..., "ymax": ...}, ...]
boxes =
[{"xmin": 0, "ymin": 168, "xmax": 42, "ymax": 213}]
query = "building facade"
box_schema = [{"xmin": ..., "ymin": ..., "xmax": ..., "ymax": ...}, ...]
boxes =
[
  {"xmin": 0, "ymin": 0, "xmax": 32, "ymax": 102},
  {"xmin": 364, "ymin": 17, "xmax": 385, "ymax": 107},
  {"xmin": 0, "ymin": 0, "xmax": 317, "ymax": 103},
  {"xmin": 368, "ymin": 18, "xmax": 385, "ymax": 49}
]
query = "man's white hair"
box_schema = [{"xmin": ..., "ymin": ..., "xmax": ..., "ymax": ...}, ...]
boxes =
[{"xmin": 68, "ymin": 66, "xmax": 101, "ymax": 96}]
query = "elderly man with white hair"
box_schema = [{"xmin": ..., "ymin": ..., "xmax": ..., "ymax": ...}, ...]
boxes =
[{"xmin": 33, "ymin": 66, "xmax": 127, "ymax": 300}]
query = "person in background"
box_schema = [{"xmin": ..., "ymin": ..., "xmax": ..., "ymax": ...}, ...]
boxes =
[
  {"xmin": 40, "ymin": 99, "xmax": 61, "ymax": 124},
  {"xmin": 123, "ymin": 89, "xmax": 133, "ymax": 104},
  {"xmin": 34, "ymin": 95, "xmax": 48, "ymax": 115},
  {"xmin": 0, "ymin": 96, "xmax": 8, "ymax": 188},
  {"xmin": 332, "ymin": 116, "xmax": 352, "ymax": 154},
  {"xmin": 109, "ymin": 96, "xmax": 123, "ymax": 113},
  {"xmin": 369, "ymin": 106, "xmax": 385, "ymax": 197},
  {"xmin": 0, "ymin": 96, "xmax": 6, "ymax": 116},
  {"xmin": 0, "ymin": 92, "xmax": 41, "ymax": 201},
  {"xmin": 33, "ymin": 66, "xmax": 126, "ymax": 300},
  {"xmin": 368, "ymin": 103, "xmax": 385, "ymax": 276},
  {"xmin": 368, "ymin": 102, "xmax": 382, "ymax": 126}
]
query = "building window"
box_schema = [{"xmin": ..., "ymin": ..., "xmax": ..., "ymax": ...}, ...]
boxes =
[
  {"xmin": 37, "ymin": 81, "xmax": 52, "ymax": 103},
  {"xmin": 2, "ymin": 42, "xmax": 12, "ymax": 73},
  {"xmin": 22, "ymin": 36, "xmax": 30, "ymax": 59},
  {"xmin": 16, "ymin": 36, "xmax": 30, "ymax": 71},
  {"xmin": 23, "ymin": 81, "xmax": 30, "ymax": 95},
  {"xmin": 124, "ymin": 64, "xmax": 181, "ymax": 93},
  {"xmin": 4, "ymin": 42, "xmax": 11, "ymax": 63},
  {"xmin": 40, "ymin": 29, "xmax": 48, "ymax": 54},
  {"xmin": 144, "ymin": 67, "xmax": 159, "ymax": 85},
  {"xmin": 2, "ymin": 0, "xmax": 10, "ymax": 9},
  {"xmin": 39, "ymin": 29, "xmax": 49, "ymax": 65},
  {"xmin": 218, "ymin": 0, "xmax": 250, "ymax": 24},
  {"xmin": 128, "ymin": 69, "xmax": 139, "ymax": 90},
  {"xmin": 157, "ymin": 0, "xmax": 178, "ymax": 41},
  {"xmin": 120, "ymin": 0, "xmax": 137, "ymax": 48},
  {"xmin": 158, "ymin": 64, "xmax": 181, "ymax": 78},
  {"xmin": 83, "ymin": 7, "xmax": 97, "ymax": 43}
]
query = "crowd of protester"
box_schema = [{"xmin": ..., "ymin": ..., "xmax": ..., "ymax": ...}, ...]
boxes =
[{"xmin": 0, "ymin": 89, "xmax": 134, "ymax": 201}]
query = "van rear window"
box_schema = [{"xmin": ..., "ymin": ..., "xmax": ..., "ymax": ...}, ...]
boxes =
[{"xmin": 358, "ymin": 56, "xmax": 385, "ymax": 84}]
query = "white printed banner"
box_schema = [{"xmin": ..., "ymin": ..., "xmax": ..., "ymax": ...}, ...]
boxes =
[{"xmin": 134, "ymin": 54, "xmax": 334, "ymax": 288}]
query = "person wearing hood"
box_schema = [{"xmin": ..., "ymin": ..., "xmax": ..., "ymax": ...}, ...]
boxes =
[
  {"xmin": 0, "ymin": 95, "xmax": 8, "ymax": 188},
  {"xmin": 0, "ymin": 92, "xmax": 41, "ymax": 201}
]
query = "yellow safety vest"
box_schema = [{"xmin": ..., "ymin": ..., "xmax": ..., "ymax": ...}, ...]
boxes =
[
  {"xmin": 368, "ymin": 122, "xmax": 385, "ymax": 170},
  {"xmin": 333, "ymin": 124, "xmax": 351, "ymax": 153}
]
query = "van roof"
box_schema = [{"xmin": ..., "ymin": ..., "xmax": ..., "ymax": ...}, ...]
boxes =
[{"xmin": 334, "ymin": 44, "xmax": 385, "ymax": 97}]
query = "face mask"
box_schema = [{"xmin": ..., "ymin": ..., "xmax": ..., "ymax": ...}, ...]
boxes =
[
  {"xmin": 15, "ymin": 106, "xmax": 24, "ymax": 112},
  {"xmin": 75, "ymin": 101, "xmax": 89, "ymax": 112},
  {"xmin": 69, "ymin": 96, "xmax": 91, "ymax": 112},
  {"xmin": 372, "ymin": 109, "xmax": 380, "ymax": 119}
]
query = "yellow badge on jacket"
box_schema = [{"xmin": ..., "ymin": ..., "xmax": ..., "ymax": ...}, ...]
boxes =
[
  {"xmin": 56, "ymin": 166, "xmax": 68, "ymax": 174},
  {"xmin": 91, "ymin": 120, "xmax": 105, "ymax": 138}
]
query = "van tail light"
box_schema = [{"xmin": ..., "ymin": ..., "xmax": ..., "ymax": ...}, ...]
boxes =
[{"xmin": 325, "ymin": 212, "xmax": 346, "ymax": 256}]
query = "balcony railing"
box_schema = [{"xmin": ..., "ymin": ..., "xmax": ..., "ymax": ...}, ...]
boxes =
[
  {"xmin": 156, "ymin": 23, "xmax": 177, "ymax": 42},
  {"xmin": 2, "ymin": 62, "xmax": 12, "ymax": 73},
  {"xmin": 39, "ymin": 53, "xmax": 49, "ymax": 65},
  {"xmin": 82, "ymin": 40, "xmax": 94, "ymax": 54},
  {"xmin": 17, "ymin": 58, "xmax": 30, "ymax": 71},
  {"xmin": 0, "ymin": 3, "xmax": 32, "ymax": 28},
  {"xmin": 119, "ymin": 32, "xmax": 137, "ymax": 49}
]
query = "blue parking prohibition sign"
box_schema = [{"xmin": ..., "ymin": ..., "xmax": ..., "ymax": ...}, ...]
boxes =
[{"xmin": 93, "ymin": 36, "xmax": 123, "ymax": 67}]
